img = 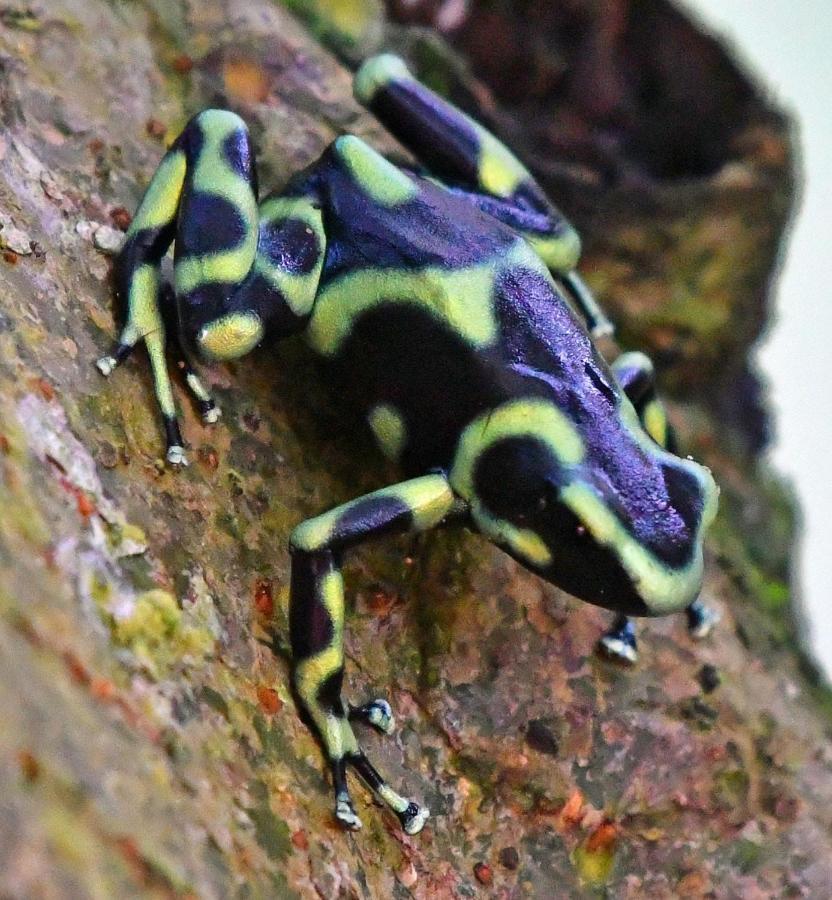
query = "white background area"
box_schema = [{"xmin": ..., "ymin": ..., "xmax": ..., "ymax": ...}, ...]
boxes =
[{"xmin": 683, "ymin": 1, "xmax": 832, "ymax": 676}]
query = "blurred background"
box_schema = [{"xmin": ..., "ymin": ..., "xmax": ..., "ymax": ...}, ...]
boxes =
[{"xmin": 684, "ymin": 0, "xmax": 832, "ymax": 679}]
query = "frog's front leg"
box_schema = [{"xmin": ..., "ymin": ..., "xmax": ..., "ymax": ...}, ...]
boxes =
[
  {"xmin": 289, "ymin": 474, "xmax": 464, "ymax": 833},
  {"xmin": 598, "ymin": 352, "xmax": 719, "ymax": 663}
]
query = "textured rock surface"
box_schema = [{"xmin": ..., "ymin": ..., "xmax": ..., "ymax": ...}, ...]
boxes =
[{"xmin": 0, "ymin": 1, "xmax": 829, "ymax": 897}]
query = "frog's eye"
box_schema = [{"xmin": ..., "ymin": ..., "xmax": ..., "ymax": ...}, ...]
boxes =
[{"xmin": 575, "ymin": 524, "xmax": 588, "ymax": 539}]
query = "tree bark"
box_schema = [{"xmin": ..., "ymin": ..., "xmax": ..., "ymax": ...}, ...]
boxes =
[{"xmin": 0, "ymin": 2, "xmax": 827, "ymax": 897}]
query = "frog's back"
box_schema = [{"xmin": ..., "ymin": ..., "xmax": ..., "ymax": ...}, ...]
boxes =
[
  {"xmin": 311, "ymin": 135, "xmax": 517, "ymax": 278},
  {"xmin": 301, "ymin": 135, "xmax": 601, "ymax": 472}
]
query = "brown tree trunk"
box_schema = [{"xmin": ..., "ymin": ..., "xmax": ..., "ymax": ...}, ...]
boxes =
[{"xmin": 0, "ymin": 2, "xmax": 827, "ymax": 897}]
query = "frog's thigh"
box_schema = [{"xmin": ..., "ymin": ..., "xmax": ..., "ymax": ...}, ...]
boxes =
[
  {"xmin": 353, "ymin": 54, "xmax": 582, "ymax": 272},
  {"xmin": 288, "ymin": 474, "xmax": 462, "ymax": 833}
]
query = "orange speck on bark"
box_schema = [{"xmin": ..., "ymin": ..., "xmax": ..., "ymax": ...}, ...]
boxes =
[
  {"xmin": 222, "ymin": 58, "xmax": 270, "ymax": 103},
  {"xmin": 17, "ymin": 750, "xmax": 40, "ymax": 782},
  {"xmin": 560, "ymin": 789, "xmax": 584, "ymax": 826},
  {"xmin": 3, "ymin": 250, "xmax": 18, "ymax": 264},
  {"xmin": 90, "ymin": 677, "xmax": 116, "ymax": 701},
  {"xmin": 32, "ymin": 377, "xmax": 55, "ymax": 401},
  {"xmin": 145, "ymin": 118, "xmax": 166, "ymax": 140},
  {"xmin": 473, "ymin": 862, "xmax": 493, "ymax": 885},
  {"xmin": 76, "ymin": 491, "xmax": 95, "ymax": 518},
  {"xmin": 197, "ymin": 445, "xmax": 219, "ymax": 470},
  {"xmin": 366, "ymin": 589, "xmax": 396, "ymax": 616},
  {"xmin": 585, "ymin": 821, "xmax": 618, "ymax": 853},
  {"xmin": 172, "ymin": 54, "xmax": 193, "ymax": 74},
  {"xmin": 110, "ymin": 206, "xmax": 132, "ymax": 231},
  {"xmin": 0, "ymin": 434, "xmax": 9, "ymax": 454},
  {"xmin": 291, "ymin": 829, "xmax": 309, "ymax": 851},
  {"xmin": 257, "ymin": 685, "xmax": 282, "ymax": 715},
  {"xmin": 64, "ymin": 650, "xmax": 90, "ymax": 685},
  {"xmin": 253, "ymin": 579, "xmax": 273, "ymax": 616}
]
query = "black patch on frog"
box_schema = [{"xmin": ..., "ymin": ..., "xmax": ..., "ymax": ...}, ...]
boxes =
[
  {"xmin": 316, "ymin": 668, "xmax": 345, "ymax": 711},
  {"xmin": 289, "ymin": 551, "xmax": 336, "ymax": 657},
  {"xmin": 470, "ymin": 437, "xmax": 653, "ymax": 614},
  {"xmin": 177, "ymin": 192, "xmax": 248, "ymax": 256},
  {"xmin": 330, "ymin": 496, "xmax": 412, "ymax": 549},
  {"xmin": 223, "ymin": 130, "xmax": 257, "ymax": 196},
  {"xmin": 473, "ymin": 436, "xmax": 565, "ymax": 524},
  {"xmin": 368, "ymin": 80, "xmax": 482, "ymax": 190},
  {"xmin": 584, "ymin": 361, "xmax": 617, "ymax": 406},
  {"xmin": 260, "ymin": 218, "xmax": 321, "ymax": 274},
  {"xmin": 327, "ymin": 304, "xmax": 535, "ymax": 474}
]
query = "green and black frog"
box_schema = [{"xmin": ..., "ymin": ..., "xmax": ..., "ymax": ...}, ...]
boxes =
[{"xmin": 97, "ymin": 54, "xmax": 719, "ymax": 835}]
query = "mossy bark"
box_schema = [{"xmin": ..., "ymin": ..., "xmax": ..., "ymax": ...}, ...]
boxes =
[{"xmin": 0, "ymin": 2, "xmax": 828, "ymax": 898}]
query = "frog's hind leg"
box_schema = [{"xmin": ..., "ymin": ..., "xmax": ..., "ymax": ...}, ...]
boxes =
[
  {"xmin": 97, "ymin": 109, "xmax": 325, "ymax": 464},
  {"xmin": 289, "ymin": 474, "xmax": 463, "ymax": 833},
  {"xmin": 596, "ymin": 352, "xmax": 718, "ymax": 662},
  {"xmin": 353, "ymin": 54, "xmax": 613, "ymax": 338}
]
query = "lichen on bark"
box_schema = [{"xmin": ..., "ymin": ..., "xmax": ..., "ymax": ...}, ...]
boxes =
[{"xmin": 0, "ymin": 1, "xmax": 830, "ymax": 898}]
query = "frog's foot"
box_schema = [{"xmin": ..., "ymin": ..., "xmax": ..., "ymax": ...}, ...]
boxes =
[
  {"xmin": 349, "ymin": 752, "xmax": 429, "ymax": 835},
  {"xmin": 335, "ymin": 792, "xmax": 363, "ymax": 830},
  {"xmin": 329, "ymin": 750, "xmax": 429, "ymax": 834},
  {"xmin": 686, "ymin": 598, "xmax": 720, "ymax": 640},
  {"xmin": 350, "ymin": 698, "xmax": 395, "ymax": 735},
  {"xmin": 598, "ymin": 615, "xmax": 638, "ymax": 665},
  {"xmin": 180, "ymin": 366, "xmax": 221, "ymax": 425},
  {"xmin": 95, "ymin": 334, "xmax": 189, "ymax": 468},
  {"xmin": 96, "ymin": 341, "xmax": 134, "ymax": 377}
]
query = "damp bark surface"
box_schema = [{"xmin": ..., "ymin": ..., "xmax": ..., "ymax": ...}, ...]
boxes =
[{"xmin": 0, "ymin": 2, "xmax": 828, "ymax": 898}]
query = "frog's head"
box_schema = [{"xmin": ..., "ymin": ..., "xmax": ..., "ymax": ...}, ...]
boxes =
[{"xmin": 450, "ymin": 397, "xmax": 719, "ymax": 616}]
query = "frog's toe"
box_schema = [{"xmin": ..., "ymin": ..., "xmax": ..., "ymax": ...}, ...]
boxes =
[
  {"xmin": 599, "ymin": 633, "xmax": 638, "ymax": 664},
  {"xmin": 96, "ymin": 355, "xmax": 118, "ymax": 377},
  {"xmin": 181, "ymin": 368, "xmax": 221, "ymax": 426},
  {"xmin": 166, "ymin": 445, "xmax": 189, "ymax": 467},
  {"xmin": 201, "ymin": 402, "xmax": 222, "ymax": 425},
  {"xmin": 598, "ymin": 616, "xmax": 638, "ymax": 665},
  {"xmin": 335, "ymin": 792, "xmax": 363, "ymax": 830},
  {"xmin": 398, "ymin": 801, "xmax": 430, "ymax": 835},
  {"xmin": 590, "ymin": 318, "xmax": 616, "ymax": 340},
  {"xmin": 95, "ymin": 341, "xmax": 134, "ymax": 377},
  {"xmin": 687, "ymin": 601, "xmax": 720, "ymax": 639},
  {"xmin": 351, "ymin": 698, "xmax": 395, "ymax": 734}
]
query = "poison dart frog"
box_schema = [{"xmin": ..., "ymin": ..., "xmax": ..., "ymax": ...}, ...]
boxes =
[{"xmin": 96, "ymin": 54, "xmax": 720, "ymax": 835}]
